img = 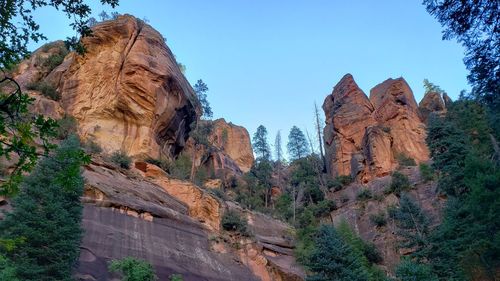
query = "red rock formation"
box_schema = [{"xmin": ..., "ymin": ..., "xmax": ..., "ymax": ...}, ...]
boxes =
[
  {"xmin": 15, "ymin": 15, "xmax": 199, "ymax": 159},
  {"xmin": 323, "ymin": 74, "xmax": 430, "ymax": 181},
  {"xmin": 419, "ymin": 91, "xmax": 452, "ymax": 123}
]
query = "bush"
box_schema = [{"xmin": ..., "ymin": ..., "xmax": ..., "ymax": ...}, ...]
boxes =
[
  {"xmin": 369, "ymin": 211, "xmax": 387, "ymax": 227},
  {"xmin": 388, "ymin": 171, "xmax": 412, "ymax": 195},
  {"xmin": 170, "ymin": 274, "xmax": 183, "ymax": 281},
  {"xmin": 356, "ymin": 188, "xmax": 373, "ymax": 201},
  {"xmin": 209, "ymin": 188, "xmax": 227, "ymax": 201},
  {"xmin": 169, "ymin": 153, "xmax": 191, "ymax": 180},
  {"xmin": 327, "ymin": 175, "xmax": 353, "ymax": 192},
  {"xmin": 312, "ymin": 200, "xmax": 337, "ymax": 217},
  {"xmin": 419, "ymin": 163, "xmax": 434, "ymax": 182},
  {"xmin": 56, "ymin": 115, "xmax": 78, "ymax": 139},
  {"xmin": 221, "ymin": 210, "xmax": 248, "ymax": 235},
  {"xmin": 83, "ymin": 138, "xmax": 102, "ymax": 155},
  {"xmin": 396, "ymin": 153, "xmax": 417, "ymax": 167},
  {"xmin": 363, "ymin": 243, "xmax": 383, "ymax": 264},
  {"xmin": 26, "ymin": 80, "xmax": 60, "ymax": 101},
  {"xmin": 110, "ymin": 150, "xmax": 132, "ymax": 169},
  {"xmin": 145, "ymin": 157, "xmax": 170, "ymax": 172},
  {"xmin": 109, "ymin": 257, "xmax": 157, "ymax": 281}
]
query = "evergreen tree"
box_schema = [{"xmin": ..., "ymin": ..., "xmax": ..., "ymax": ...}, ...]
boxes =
[
  {"xmin": 253, "ymin": 125, "xmax": 271, "ymax": 161},
  {"xmin": 274, "ymin": 130, "xmax": 284, "ymax": 163},
  {"xmin": 305, "ymin": 225, "xmax": 370, "ymax": 281},
  {"xmin": 395, "ymin": 258, "xmax": 438, "ymax": 281},
  {"xmin": 423, "ymin": 79, "xmax": 446, "ymax": 94},
  {"xmin": 388, "ymin": 193, "xmax": 430, "ymax": 251},
  {"xmin": 98, "ymin": 10, "xmax": 110, "ymax": 21},
  {"xmin": 287, "ymin": 126, "xmax": 309, "ymax": 161},
  {"xmin": 193, "ymin": 79, "xmax": 212, "ymax": 119},
  {"xmin": 0, "ymin": 136, "xmax": 89, "ymax": 281}
]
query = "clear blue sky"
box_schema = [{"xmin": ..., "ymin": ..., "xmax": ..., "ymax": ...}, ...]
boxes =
[{"xmin": 31, "ymin": 0, "xmax": 469, "ymax": 157}]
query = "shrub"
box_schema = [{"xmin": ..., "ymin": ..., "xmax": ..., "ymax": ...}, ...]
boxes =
[
  {"xmin": 312, "ymin": 200, "xmax": 337, "ymax": 217},
  {"xmin": 170, "ymin": 274, "xmax": 183, "ymax": 281},
  {"xmin": 337, "ymin": 175, "xmax": 353, "ymax": 185},
  {"xmin": 209, "ymin": 188, "xmax": 227, "ymax": 201},
  {"xmin": 110, "ymin": 150, "xmax": 132, "ymax": 169},
  {"xmin": 327, "ymin": 175, "xmax": 353, "ymax": 192},
  {"xmin": 396, "ymin": 153, "xmax": 417, "ymax": 167},
  {"xmin": 419, "ymin": 163, "xmax": 434, "ymax": 182},
  {"xmin": 194, "ymin": 167, "xmax": 209, "ymax": 186},
  {"xmin": 56, "ymin": 115, "xmax": 78, "ymax": 139},
  {"xmin": 83, "ymin": 138, "xmax": 102, "ymax": 155},
  {"xmin": 369, "ymin": 211, "xmax": 387, "ymax": 227},
  {"xmin": 109, "ymin": 257, "xmax": 157, "ymax": 281},
  {"xmin": 144, "ymin": 157, "xmax": 170, "ymax": 172},
  {"xmin": 169, "ymin": 153, "xmax": 191, "ymax": 180},
  {"xmin": 363, "ymin": 242, "xmax": 383, "ymax": 264},
  {"xmin": 26, "ymin": 80, "xmax": 60, "ymax": 101},
  {"xmin": 221, "ymin": 210, "xmax": 248, "ymax": 235},
  {"xmin": 356, "ymin": 188, "xmax": 373, "ymax": 201},
  {"xmin": 388, "ymin": 171, "xmax": 412, "ymax": 195}
]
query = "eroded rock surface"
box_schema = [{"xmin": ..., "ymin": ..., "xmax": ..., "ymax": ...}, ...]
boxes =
[
  {"xmin": 323, "ymin": 74, "xmax": 429, "ymax": 181},
  {"xmin": 418, "ymin": 91, "xmax": 452, "ymax": 123},
  {"xmin": 15, "ymin": 15, "xmax": 199, "ymax": 159}
]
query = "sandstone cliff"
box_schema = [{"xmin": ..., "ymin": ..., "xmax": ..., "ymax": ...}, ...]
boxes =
[
  {"xmin": 323, "ymin": 74, "xmax": 430, "ymax": 181},
  {"xmin": 418, "ymin": 91, "xmax": 452, "ymax": 123},
  {"xmin": 16, "ymin": 15, "xmax": 199, "ymax": 159},
  {"xmin": 186, "ymin": 118, "xmax": 255, "ymax": 177}
]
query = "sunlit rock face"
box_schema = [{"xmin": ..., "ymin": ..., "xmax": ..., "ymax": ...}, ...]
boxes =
[
  {"xmin": 19, "ymin": 15, "xmax": 199, "ymax": 159},
  {"xmin": 323, "ymin": 74, "xmax": 429, "ymax": 182},
  {"xmin": 418, "ymin": 91, "xmax": 452, "ymax": 123}
]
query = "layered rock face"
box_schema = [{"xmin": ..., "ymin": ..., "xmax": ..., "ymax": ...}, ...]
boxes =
[
  {"xmin": 323, "ymin": 74, "xmax": 429, "ymax": 181},
  {"xmin": 186, "ymin": 118, "xmax": 255, "ymax": 177},
  {"xmin": 16, "ymin": 15, "xmax": 198, "ymax": 159}
]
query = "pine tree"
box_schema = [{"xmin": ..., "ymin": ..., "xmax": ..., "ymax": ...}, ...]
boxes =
[
  {"xmin": 287, "ymin": 126, "xmax": 309, "ymax": 161},
  {"xmin": 193, "ymin": 79, "xmax": 212, "ymax": 119},
  {"xmin": 395, "ymin": 258, "xmax": 438, "ymax": 281},
  {"xmin": 0, "ymin": 136, "xmax": 88, "ymax": 281},
  {"xmin": 109, "ymin": 257, "xmax": 157, "ymax": 281},
  {"xmin": 253, "ymin": 125, "xmax": 271, "ymax": 161},
  {"xmin": 305, "ymin": 225, "xmax": 369, "ymax": 281},
  {"xmin": 274, "ymin": 130, "xmax": 284, "ymax": 163}
]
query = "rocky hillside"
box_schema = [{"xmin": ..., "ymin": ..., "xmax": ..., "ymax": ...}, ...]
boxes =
[{"xmin": 9, "ymin": 15, "xmax": 303, "ymax": 281}]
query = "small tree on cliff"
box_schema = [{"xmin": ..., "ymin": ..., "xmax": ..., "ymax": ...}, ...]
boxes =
[
  {"xmin": 253, "ymin": 125, "xmax": 271, "ymax": 161},
  {"xmin": 109, "ymin": 257, "xmax": 157, "ymax": 281},
  {"xmin": 287, "ymin": 126, "xmax": 309, "ymax": 161},
  {"xmin": 0, "ymin": 136, "xmax": 89, "ymax": 280},
  {"xmin": 189, "ymin": 79, "xmax": 213, "ymax": 182}
]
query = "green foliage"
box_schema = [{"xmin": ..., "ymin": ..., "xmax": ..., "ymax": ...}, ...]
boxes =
[
  {"xmin": 423, "ymin": 0, "xmax": 498, "ymax": 101},
  {"xmin": 110, "ymin": 150, "xmax": 132, "ymax": 169},
  {"xmin": 395, "ymin": 258, "xmax": 438, "ymax": 281},
  {"xmin": 221, "ymin": 210, "xmax": 248, "ymax": 235},
  {"xmin": 26, "ymin": 80, "xmax": 60, "ymax": 101},
  {"xmin": 327, "ymin": 175, "xmax": 352, "ymax": 192},
  {"xmin": 193, "ymin": 79, "xmax": 212, "ymax": 119},
  {"xmin": 56, "ymin": 115, "xmax": 78, "ymax": 139},
  {"xmin": 109, "ymin": 257, "xmax": 157, "ymax": 281},
  {"xmin": 0, "ymin": 136, "xmax": 89, "ymax": 280},
  {"xmin": 287, "ymin": 126, "xmax": 310, "ymax": 160},
  {"xmin": 0, "ymin": 254, "xmax": 19, "ymax": 281},
  {"xmin": 169, "ymin": 153, "xmax": 192, "ymax": 180},
  {"xmin": 387, "ymin": 171, "xmax": 411, "ymax": 195},
  {"xmin": 423, "ymin": 79, "xmax": 446, "ymax": 95},
  {"xmin": 369, "ymin": 211, "xmax": 387, "ymax": 227},
  {"xmin": 337, "ymin": 221, "xmax": 384, "ymax": 269},
  {"xmin": 194, "ymin": 167, "xmax": 209, "ymax": 186},
  {"xmin": 396, "ymin": 153, "xmax": 416, "ymax": 167},
  {"xmin": 305, "ymin": 225, "xmax": 370, "ymax": 281},
  {"xmin": 419, "ymin": 163, "xmax": 434, "ymax": 182},
  {"xmin": 290, "ymin": 155, "xmax": 323, "ymax": 206},
  {"xmin": 144, "ymin": 157, "xmax": 169, "ymax": 171},
  {"xmin": 274, "ymin": 193, "xmax": 293, "ymax": 221},
  {"xmin": 41, "ymin": 46, "xmax": 69, "ymax": 72},
  {"xmin": 311, "ymin": 200, "xmax": 336, "ymax": 217},
  {"xmin": 253, "ymin": 125, "xmax": 271, "ymax": 160},
  {"xmin": 356, "ymin": 188, "xmax": 373, "ymax": 201},
  {"xmin": 170, "ymin": 274, "xmax": 183, "ymax": 281},
  {"xmin": 389, "ymin": 193, "xmax": 429, "ymax": 251}
]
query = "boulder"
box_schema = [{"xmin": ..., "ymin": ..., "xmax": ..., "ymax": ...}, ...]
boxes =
[{"xmin": 419, "ymin": 91, "xmax": 452, "ymax": 123}]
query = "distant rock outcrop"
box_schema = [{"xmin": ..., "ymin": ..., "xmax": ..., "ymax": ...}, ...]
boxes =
[
  {"xmin": 15, "ymin": 15, "xmax": 199, "ymax": 159},
  {"xmin": 186, "ymin": 118, "xmax": 255, "ymax": 178},
  {"xmin": 323, "ymin": 74, "xmax": 429, "ymax": 182},
  {"xmin": 418, "ymin": 91, "xmax": 452, "ymax": 123}
]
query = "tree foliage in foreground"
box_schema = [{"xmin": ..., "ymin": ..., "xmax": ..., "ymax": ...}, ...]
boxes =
[{"xmin": 0, "ymin": 136, "xmax": 89, "ymax": 281}]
